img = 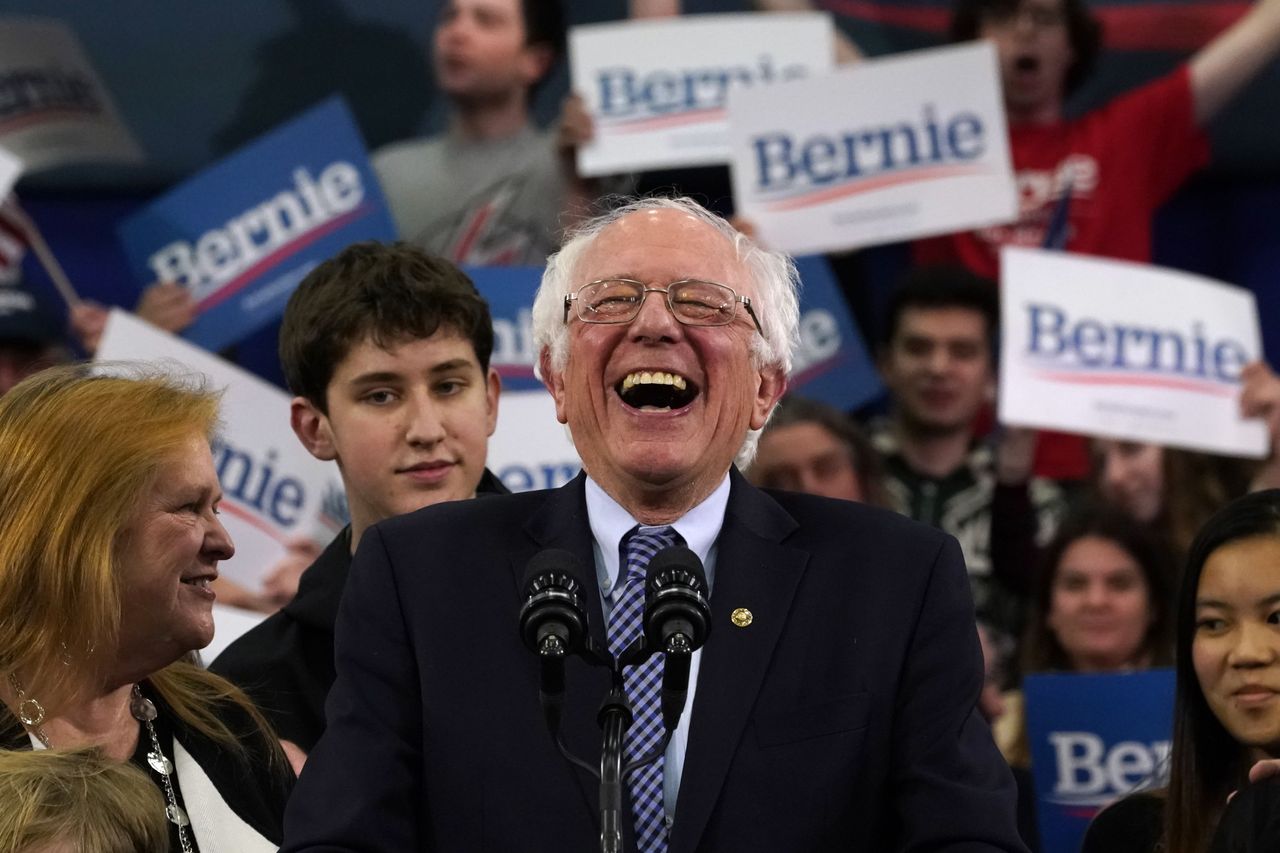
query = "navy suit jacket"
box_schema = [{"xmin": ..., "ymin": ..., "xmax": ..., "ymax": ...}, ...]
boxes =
[{"xmin": 282, "ymin": 470, "xmax": 1026, "ymax": 852}]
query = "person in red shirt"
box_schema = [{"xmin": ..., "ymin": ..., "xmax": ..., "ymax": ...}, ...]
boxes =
[
  {"xmin": 918, "ymin": 0, "xmax": 1280, "ymax": 280},
  {"xmin": 917, "ymin": 0, "xmax": 1280, "ymax": 478}
]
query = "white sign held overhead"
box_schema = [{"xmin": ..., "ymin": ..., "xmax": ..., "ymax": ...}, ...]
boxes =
[
  {"xmin": 570, "ymin": 12, "xmax": 834, "ymax": 177},
  {"xmin": 728, "ymin": 41, "xmax": 1017, "ymax": 255},
  {"xmin": 95, "ymin": 310, "xmax": 347, "ymax": 594},
  {"xmin": 0, "ymin": 16, "xmax": 143, "ymax": 173},
  {"xmin": 0, "ymin": 147, "xmax": 22, "ymax": 199},
  {"xmin": 487, "ymin": 389, "xmax": 580, "ymax": 493},
  {"xmin": 999, "ymin": 247, "xmax": 1269, "ymax": 459}
]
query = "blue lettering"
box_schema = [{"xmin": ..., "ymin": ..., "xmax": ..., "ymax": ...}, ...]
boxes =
[
  {"xmin": 1214, "ymin": 340, "xmax": 1248, "ymax": 381},
  {"xmin": 211, "ymin": 439, "xmax": 306, "ymax": 527},
  {"xmin": 270, "ymin": 478, "xmax": 304, "ymax": 526},
  {"xmin": 597, "ymin": 68, "xmax": 638, "ymax": 117},
  {"xmin": 946, "ymin": 113, "xmax": 984, "ymax": 159},
  {"xmin": 753, "ymin": 133, "xmax": 799, "ymax": 190},
  {"xmin": 1027, "ymin": 303, "xmax": 1067, "ymax": 356},
  {"xmin": 1073, "ymin": 320, "xmax": 1107, "ymax": 366},
  {"xmin": 801, "ymin": 136, "xmax": 839, "ymax": 185},
  {"xmin": 499, "ymin": 465, "xmax": 534, "ymax": 493}
]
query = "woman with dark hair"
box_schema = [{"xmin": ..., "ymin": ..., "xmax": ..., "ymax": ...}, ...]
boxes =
[
  {"xmin": 1083, "ymin": 489, "xmax": 1280, "ymax": 853},
  {"xmin": 996, "ymin": 507, "xmax": 1175, "ymax": 767}
]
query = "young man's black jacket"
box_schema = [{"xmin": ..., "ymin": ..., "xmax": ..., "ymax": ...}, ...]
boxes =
[{"xmin": 210, "ymin": 469, "xmax": 510, "ymax": 752}]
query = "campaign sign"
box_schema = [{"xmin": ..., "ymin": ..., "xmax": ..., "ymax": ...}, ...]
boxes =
[
  {"xmin": 728, "ymin": 41, "xmax": 1016, "ymax": 255},
  {"xmin": 1000, "ymin": 247, "xmax": 1269, "ymax": 458},
  {"xmin": 95, "ymin": 310, "xmax": 346, "ymax": 597},
  {"xmin": 469, "ymin": 258, "xmax": 879, "ymax": 409},
  {"xmin": 118, "ymin": 97, "xmax": 396, "ymax": 352},
  {"xmin": 790, "ymin": 255, "xmax": 882, "ymax": 409},
  {"xmin": 1024, "ymin": 670, "xmax": 1175, "ymax": 853},
  {"xmin": 0, "ymin": 16, "xmax": 143, "ymax": 173},
  {"xmin": 468, "ymin": 265, "xmax": 543, "ymax": 392},
  {"xmin": 489, "ymin": 390, "xmax": 582, "ymax": 492},
  {"xmin": 0, "ymin": 147, "xmax": 21, "ymax": 199},
  {"xmin": 571, "ymin": 13, "xmax": 833, "ymax": 177}
]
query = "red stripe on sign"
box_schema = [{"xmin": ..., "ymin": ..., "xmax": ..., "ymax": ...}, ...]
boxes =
[
  {"xmin": 764, "ymin": 163, "xmax": 988, "ymax": 211},
  {"xmin": 820, "ymin": 0, "xmax": 1246, "ymax": 51},
  {"xmin": 1036, "ymin": 370, "xmax": 1236, "ymax": 397},
  {"xmin": 197, "ymin": 204, "xmax": 371, "ymax": 312},
  {"xmin": 218, "ymin": 499, "xmax": 289, "ymax": 545},
  {"xmin": 601, "ymin": 106, "xmax": 726, "ymax": 134},
  {"xmin": 0, "ymin": 107, "xmax": 100, "ymax": 134}
]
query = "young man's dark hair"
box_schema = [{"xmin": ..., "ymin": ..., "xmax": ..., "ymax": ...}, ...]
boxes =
[
  {"xmin": 882, "ymin": 265, "xmax": 1000, "ymax": 350},
  {"xmin": 278, "ymin": 240, "xmax": 494, "ymax": 412},
  {"xmin": 521, "ymin": 0, "xmax": 566, "ymax": 59},
  {"xmin": 949, "ymin": 0, "xmax": 1103, "ymax": 97}
]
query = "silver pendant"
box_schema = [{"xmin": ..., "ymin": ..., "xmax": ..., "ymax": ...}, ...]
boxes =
[
  {"xmin": 147, "ymin": 750, "xmax": 174, "ymax": 775},
  {"xmin": 165, "ymin": 804, "xmax": 191, "ymax": 827},
  {"xmin": 130, "ymin": 692, "xmax": 157, "ymax": 722}
]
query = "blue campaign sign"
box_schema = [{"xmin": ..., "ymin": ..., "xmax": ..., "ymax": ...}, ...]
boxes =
[
  {"xmin": 117, "ymin": 97, "xmax": 396, "ymax": 352},
  {"xmin": 467, "ymin": 265, "xmax": 543, "ymax": 392},
  {"xmin": 467, "ymin": 258, "xmax": 881, "ymax": 408},
  {"xmin": 789, "ymin": 256, "xmax": 882, "ymax": 410},
  {"xmin": 1024, "ymin": 669, "xmax": 1175, "ymax": 853}
]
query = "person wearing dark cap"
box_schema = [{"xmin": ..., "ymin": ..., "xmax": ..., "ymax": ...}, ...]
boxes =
[{"xmin": 0, "ymin": 280, "xmax": 65, "ymax": 397}]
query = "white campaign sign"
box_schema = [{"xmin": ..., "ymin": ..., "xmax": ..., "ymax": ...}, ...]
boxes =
[
  {"xmin": 999, "ymin": 247, "xmax": 1269, "ymax": 458},
  {"xmin": 728, "ymin": 41, "xmax": 1016, "ymax": 255},
  {"xmin": 571, "ymin": 13, "xmax": 833, "ymax": 177},
  {"xmin": 95, "ymin": 311, "xmax": 346, "ymax": 594},
  {"xmin": 0, "ymin": 146, "xmax": 22, "ymax": 199},
  {"xmin": 488, "ymin": 389, "xmax": 581, "ymax": 492},
  {"xmin": 0, "ymin": 16, "xmax": 143, "ymax": 173}
]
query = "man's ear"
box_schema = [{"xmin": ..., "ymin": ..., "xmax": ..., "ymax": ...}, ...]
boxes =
[
  {"xmin": 291, "ymin": 396, "xmax": 337, "ymax": 462},
  {"xmin": 539, "ymin": 347, "xmax": 569, "ymax": 425},
  {"xmin": 485, "ymin": 367, "xmax": 502, "ymax": 437},
  {"xmin": 520, "ymin": 42, "xmax": 555, "ymax": 90},
  {"xmin": 750, "ymin": 364, "xmax": 788, "ymax": 431}
]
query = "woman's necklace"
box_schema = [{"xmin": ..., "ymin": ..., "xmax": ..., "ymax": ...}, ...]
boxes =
[{"xmin": 6, "ymin": 675, "xmax": 195, "ymax": 853}]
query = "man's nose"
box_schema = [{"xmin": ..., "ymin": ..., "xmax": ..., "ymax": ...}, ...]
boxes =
[
  {"xmin": 406, "ymin": 397, "xmax": 447, "ymax": 446},
  {"xmin": 629, "ymin": 289, "xmax": 681, "ymax": 340}
]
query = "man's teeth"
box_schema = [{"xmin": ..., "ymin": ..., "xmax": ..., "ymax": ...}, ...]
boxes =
[{"xmin": 620, "ymin": 371, "xmax": 687, "ymax": 392}]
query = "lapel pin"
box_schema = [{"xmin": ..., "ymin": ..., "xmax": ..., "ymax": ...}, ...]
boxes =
[{"xmin": 730, "ymin": 607, "xmax": 753, "ymax": 628}]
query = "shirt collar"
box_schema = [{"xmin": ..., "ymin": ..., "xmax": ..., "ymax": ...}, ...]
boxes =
[{"xmin": 585, "ymin": 474, "xmax": 730, "ymax": 601}]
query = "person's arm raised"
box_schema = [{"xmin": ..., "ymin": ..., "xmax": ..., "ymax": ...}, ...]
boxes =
[{"xmin": 1190, "ymin": 0, "xmax": 1280, "ymax": 125}]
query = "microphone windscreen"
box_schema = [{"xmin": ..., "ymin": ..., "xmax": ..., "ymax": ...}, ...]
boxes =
[
  {"xmin": 645, "ymin": 546, "xmax": 707, "ymax": 593},
  {"xmin": 522, "ymin": 549, "xmax": 587, "ymax": 595}
]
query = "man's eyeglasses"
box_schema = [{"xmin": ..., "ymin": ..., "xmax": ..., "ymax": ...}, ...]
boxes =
[{"xmin": 562, "ymin": 278, "xmax": 764, "ymax": 337}]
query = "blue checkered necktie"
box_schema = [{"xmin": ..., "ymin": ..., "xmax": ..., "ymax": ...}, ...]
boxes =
[{"xmin": 608, "ymin": 524, "xmax": 682, "ymax": 853}]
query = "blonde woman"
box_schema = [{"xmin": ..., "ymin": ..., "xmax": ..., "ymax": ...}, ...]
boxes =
[
  {"xmin": 0, "ymin": 748, "xmax": 168, "ymax": 852},
  {"xmin": 0, "ymin": 366, "xmax": 293, "ymax": 852}
]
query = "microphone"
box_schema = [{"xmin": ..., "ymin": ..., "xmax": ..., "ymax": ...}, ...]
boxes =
[
  {"xmin": 643, "ymin": 546, "xmax": 712, "ymax": 731},
  {"xmin": 519, "ymin": 550, "xmax": 590, "ymax": 732}
]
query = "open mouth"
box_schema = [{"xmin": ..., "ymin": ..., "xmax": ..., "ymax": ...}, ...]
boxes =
[
  {"xmin": 1014, "ymin": 55, "xmax": 1039, "ymax": 73},
  {"xmin": 180, "ymin": 575, "xmax": 215, "ymax": 589},
  {"xmin": 616, "ymin": 370, "xmax": 699, "ymax": 411}
]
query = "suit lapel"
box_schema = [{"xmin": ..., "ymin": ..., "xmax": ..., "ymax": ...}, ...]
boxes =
[
  {"xmin": 514, "ymin": 474, "xmax": 614, "ymax": 822},
  {"xmin": 670, "ymin": 472, "xmax": 806, "ymax": 853}
]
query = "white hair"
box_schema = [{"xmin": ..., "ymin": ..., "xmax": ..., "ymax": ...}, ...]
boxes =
[{"xmin": 531, "ymin": 196, "xmax": 801, "ymax": 468}]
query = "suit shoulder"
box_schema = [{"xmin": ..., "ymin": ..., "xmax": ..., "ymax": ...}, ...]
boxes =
[
  {"xmin": 764, "ymin": 490, "xmax": 951, "ymax": 548},
  {"xmin": 372, "ymin": 487, "xmax": 555, "ymax": 542}
]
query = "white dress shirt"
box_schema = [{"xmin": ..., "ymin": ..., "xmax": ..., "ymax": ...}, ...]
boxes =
[{"xmin": 584, "ymin": 474, "xmax": 729, "ymax": 824}]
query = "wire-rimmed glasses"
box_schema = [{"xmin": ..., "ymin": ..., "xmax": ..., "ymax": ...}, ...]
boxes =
[{"xmin": 562, "ymin": 278, "xmax": 764, "ymax": 337}]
